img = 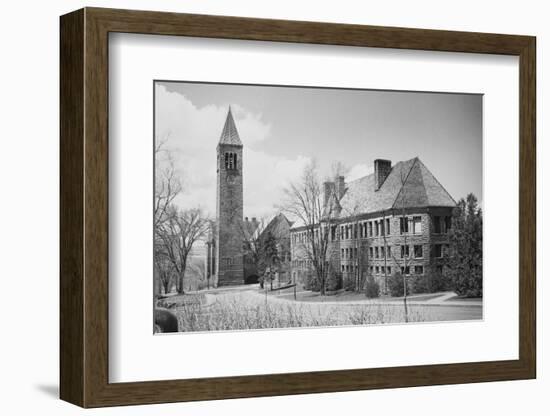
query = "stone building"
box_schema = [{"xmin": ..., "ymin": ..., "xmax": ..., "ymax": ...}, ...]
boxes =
[{"xmin": 289, "ymin": 157, "xmax": 456, "ymax": 292}]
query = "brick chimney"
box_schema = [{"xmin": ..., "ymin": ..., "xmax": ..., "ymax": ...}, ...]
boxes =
[
  {"xmin": 374, "ymin": 159, "xmax": 392, "ymax": 191},
  {"xmin": 335, "ymin": 175, "xmax": 346, "ymax": 199},
  {"xmin": 323, "ymin": 181, "xmax": 335, "ymax": 205}
]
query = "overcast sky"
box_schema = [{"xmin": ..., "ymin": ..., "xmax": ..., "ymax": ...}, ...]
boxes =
[{"xmin": 155, "ymin": 81, "xmax": 482, "ymax": 220}]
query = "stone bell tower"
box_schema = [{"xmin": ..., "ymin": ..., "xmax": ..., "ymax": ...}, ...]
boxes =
[{"xmin": 215, "ymin": 107, "xmax": 244, "ymax": 286}]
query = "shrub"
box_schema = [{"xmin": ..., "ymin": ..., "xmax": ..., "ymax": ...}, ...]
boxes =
[
  {"xmin": 450, "ymin": 268, "xmax": 482, "ymax": 297},
  {"xmin": 326, "ymin": 272, "xmax": 343, "ymax": 292},
  {"xmin": 304, "ymin": 273, "xmax": 321, "ymax": 292},
  {"xmin": 412, "ymin": 271, "xmax": 450, "ymax": 294},
  {"xmin": 387, "ymin": 272, "xmax": 405, "ymax": 297},
  {"xmin": 364, "ymin": 275, "xmax": 380, "ymax": 298},
  {"xmin": 344, "ymin": 276, "xmax": 356, "ymax": 291}
]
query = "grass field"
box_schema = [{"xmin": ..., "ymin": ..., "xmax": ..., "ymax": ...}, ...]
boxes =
[{"xmin": 166, "ymin": 289, "xmax": 482, "ymax": 333}]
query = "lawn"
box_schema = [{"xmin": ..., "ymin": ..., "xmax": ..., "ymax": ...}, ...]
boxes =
[{"xmin": 167, "ymin": 289, "xmax": 481, "ymax": 333}]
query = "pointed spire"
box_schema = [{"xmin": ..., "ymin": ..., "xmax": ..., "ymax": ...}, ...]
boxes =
[{"xmin": 218, "ymin": 106, "xmax": 242, "ymax": 146}]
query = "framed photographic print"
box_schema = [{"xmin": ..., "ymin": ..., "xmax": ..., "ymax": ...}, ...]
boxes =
[{"xmin": 60, "ymin": 7, "xmax": 536, "ymax": 408}]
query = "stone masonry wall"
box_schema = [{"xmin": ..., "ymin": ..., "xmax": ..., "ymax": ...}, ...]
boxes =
[
  {"xmin": 216, "ymin": 144, "xmax": 244, "ymax": 286},
  {"xmin": 290, "ymin": 208, "xmax": 454, "ymax": 293}
]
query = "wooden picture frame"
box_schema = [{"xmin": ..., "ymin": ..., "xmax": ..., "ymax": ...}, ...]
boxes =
[{"xmin": 60, "ymin": 7, "xmax": 536, "ymax": 408}]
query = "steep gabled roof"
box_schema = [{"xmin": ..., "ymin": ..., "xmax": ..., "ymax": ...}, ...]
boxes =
[
  {"xmin": 264, "ymin": 213, "xmax": 291, "ymax": 238},
  {"xmin": 338, "ymin": 157, "xmax": 455, "ymax": 217},
  {"xmin": 218, "ymin": 106, "xmax": 242, "ymax": 146},
  {"xmin": 242, "ymin": 218, "xmax": 260, "ymax": 240}
]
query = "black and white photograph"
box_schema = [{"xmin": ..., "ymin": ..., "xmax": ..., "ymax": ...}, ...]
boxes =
[{"xmin": 153, "ymin": 81, "xmax": 483, "ymax": 333}]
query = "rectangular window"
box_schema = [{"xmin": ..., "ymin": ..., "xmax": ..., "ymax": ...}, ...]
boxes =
[
  {"xmin": 341, "ymin": 248, "xmax": 344, "ymax": 258},
  {"xmin": 380, "ymin": 220, "xmax": 385, "ymax": 236},
  {"xmin": 387, "ymin": 266, "xmax": 392, "ymax": 275},
  {"xmin": 375, "ymin": 266, "xmax": 379, "ymax": 274},
  {"xmin": 433, "ymin": 216, "xmax": 442, "ymax": 233},
  {"xmin": 369, "ymin": 266, "xmax": 374, "ymax": 274},
  {"xmin": 401, "ymin": 245, "xmax": 410, "ymax": 258},
  {"xmin": 375, "ymin": 247, "xmax": 379, "ymax": 258},
  {"xmin": 386, "ymin": 218, "xmax": 391, "ymax": 235},
  {"xmin": 387, "ymin": 246, "xmax": 392, "ymax": 259},
  {"xmin": 354, "ymin": 247, "xmax": 357, "ymax": 260},
  {"xmin": 369, "ymin": 247, "xmax": 374, "ymax": 258},
  {"xmin": 375, "ymin": 221, "xmax": 379, "ymax": 236},
  {"xmin": 434, "ymin": 244, "xmax": 443, "ymax": 258},
  {"xmin": 444, "ymin": 216, "xmax": 452, "ymax": 233},
  {"xmin": 414, "ymin": 265, "xmax": 424, "ymax": 275},
  {"xmin": 401, "ymin": 266, "xmax": 411, "ymax": 275},
  {"xmin": 369, "ymin": 222, "xmax": 373, "ymax": 237},
  {"xmin": 400, "ymin": 217, "xmax": 409, "ymax": 234},
  {"xmin": 381, "ymin": 246, "xmax": 385, "ymax": 258},
  {"xmin": 414, "ymin": 245, "xmax": 423, "ymax": 258},
  {"xmin": 412, "ymin": 216, "xmax": 422, "ymax": 234}
]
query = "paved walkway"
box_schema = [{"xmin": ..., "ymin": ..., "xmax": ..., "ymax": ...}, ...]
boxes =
[
  {"xmin": 185, "ymin": 286, "xmax": 482, "ymax": 309},
  {"xmin": 266, "ymin": 289, "xmax": 481, "ymax": 308}
]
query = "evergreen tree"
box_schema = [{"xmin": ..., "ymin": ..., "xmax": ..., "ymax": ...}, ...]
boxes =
[
  {"xmin": 261, "ymin": 232, "xmax": 280, "ymax": 288},
  {"xmin": 445, "ymin": 193, "xmax": 483, "ymax": 297}
]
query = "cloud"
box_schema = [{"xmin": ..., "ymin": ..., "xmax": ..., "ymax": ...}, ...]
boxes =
[{"xmin": 155, "ymin": 84, "xmax": 309, "ymax": 220}]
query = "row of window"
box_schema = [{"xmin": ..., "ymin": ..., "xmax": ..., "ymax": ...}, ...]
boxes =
[
  {"xmin": 292, "ymin": 259, "xmax": 313, "ymax": 269},
  {"xmin": 292, "ymin": 229, "xmax": 320, "ymax": 245},
  {"xmin": 337, "ymin": 218, "xmax": 392, "ymax": 241},
  {"xmin": 340, "ymin": 244, "xmax": 426, "ymax": 260},
  {"xmin": 341, "ymin": 265, "xmax": 425, "ymax": 276},
  {"xmin": 291, "ymin": 244, "xmax": 447, "ymax": 268},
  {"xmin": 291, "ymin": 215, "xmax": 452, "ymax": 245},
  {"xmin": 222, "ymin": 257, "xmax": 234, "ymax": 266}
]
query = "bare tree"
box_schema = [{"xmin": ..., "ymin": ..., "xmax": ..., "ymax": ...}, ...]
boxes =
[
  {"xmin": 281, "ymin": 161, "xmax": 338, "ymax": 296},
  {"xmin": 154, "ymin": 134, "xmax": 182, "ymax": 229},
  {"xmin": 157, "ymin": 206, "xmax": 210, "ymax": 294},
  {"xmin": 154, "ymin": 242, "xmax": 175, "ymax": 295},
  {"xmin": 188, "ymin": 259, "xmax": 207, "ymax": 291},
  {"xmin": 153, "ymin": 134, "xmax": 183, "ymax": 298},
  {"xmin": 385, "ymin": 165, "xmax": 415, "ymax": 321},
  {"xmin": 239, "ymin": 217, "xmax": 268, "ymax": 282},
  {"xmin": 339, "ymin": 187, "xmax": 371, "ymax": 293}
]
